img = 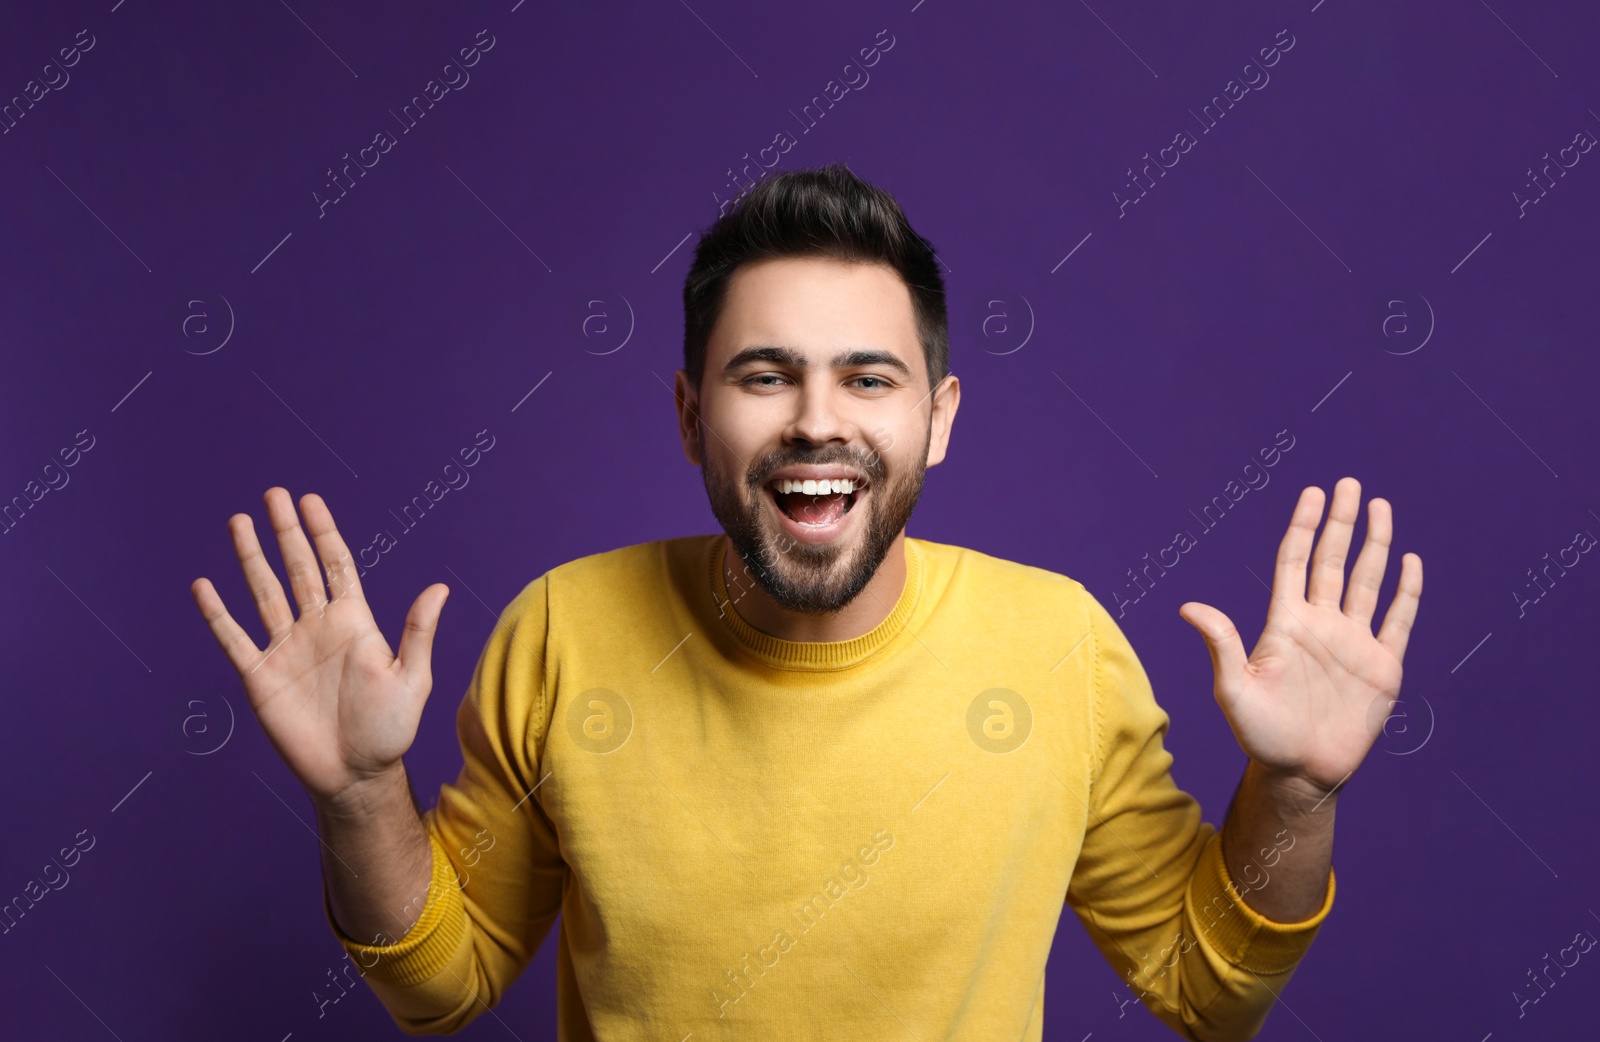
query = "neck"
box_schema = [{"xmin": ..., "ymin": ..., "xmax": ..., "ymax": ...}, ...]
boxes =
[{"xmin": 721, "ymin": 531, "xmax": 908, "ymax": 643}]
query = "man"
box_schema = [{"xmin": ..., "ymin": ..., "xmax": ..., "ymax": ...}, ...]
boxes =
[{"xmin": 191, "ymin": 163, "xmax": 1422, "ymax": 1040}]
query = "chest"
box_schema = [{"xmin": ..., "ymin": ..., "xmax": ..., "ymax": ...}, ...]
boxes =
[{"xmin": 534, "ymin": 674, "xmax": 1093, "ymax": 978}]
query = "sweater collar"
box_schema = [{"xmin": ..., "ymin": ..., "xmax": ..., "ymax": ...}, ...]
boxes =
[{"xmin": 706, "ymin": 534, "xmax": 925, "ymax": 671}]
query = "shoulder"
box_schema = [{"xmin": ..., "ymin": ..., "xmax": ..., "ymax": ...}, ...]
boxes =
[
  {"xmin": 475, "ymin": 536, "xmax": 708, "ymax": 676},
  {"xmin": 540, "ymin": 535, "xmax": 707, "ymax": 594},
  {"xmin": 544, "ymin": 537, "xmax": 675, "ymax": 583},
  {"xmin": 910, "ymin": 535, "xmax": 1091, "ymax": 610},
  {"xmin": 908, "ymin": 536, "xmax": 1104, "ymax": 652},
  {"xmin": 506, "ymin": 535, "xmax": 713, "ymax": 632}
]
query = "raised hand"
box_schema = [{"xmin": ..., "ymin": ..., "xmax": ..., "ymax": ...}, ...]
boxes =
[
  {"xmin": 190, "ymin": 487, "xmax": 449, "ymax": 805},
  {"xmin": 1177, "ymin": 476, "xmax": 1423, "ymax": 795}
]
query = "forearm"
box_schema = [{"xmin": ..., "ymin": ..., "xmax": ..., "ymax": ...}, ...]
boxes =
[
  {"xmin": 1219, "ymin": 758, "xmax": 1338, "ymax": 922},
  {"xmin": 313, "ymin": 764, "xmax": 435, "ymax": 947}
]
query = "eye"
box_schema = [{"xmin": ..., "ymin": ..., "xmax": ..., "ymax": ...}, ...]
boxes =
[
  {"xmin": 741, "ymin": 374, "xmax": 787, "ymax": 387},
  {"xmin": 853, "ymin": 375, "xmax": 892, "ymax": 390}
]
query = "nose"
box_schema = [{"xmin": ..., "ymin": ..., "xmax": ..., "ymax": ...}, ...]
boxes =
[{"xmin": 783, "ymin": 377, "xmax": 849, "ymax": 447}]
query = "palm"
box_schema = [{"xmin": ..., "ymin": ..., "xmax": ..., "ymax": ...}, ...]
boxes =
[
  {"xmin": 192, "ymin": 488, "xmax": 449, "ymax": 803},
  {"xmin": 243, "ymin": 595, "xmax": 417, "ymax": 795},
  {"xmin": 1179, "ymin": 478, "xmax": 1423, "ymax": 794}
]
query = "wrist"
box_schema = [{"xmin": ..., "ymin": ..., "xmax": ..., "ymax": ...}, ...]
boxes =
[
  {"xmin": 314, "ymin": 762, "xmax": 412, "ymax": 822},
  {"xmin": 1245, "ymin": 758, "xmax": 1341, "ymax": 817}
]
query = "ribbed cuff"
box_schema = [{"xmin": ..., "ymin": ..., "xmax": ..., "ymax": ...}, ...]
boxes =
[
  {"xmin": 1187, "ymin": 830, "xmax": 1335, "ymax": 976},
  {"xmin": 323, "ymin": 829, "xmax": 469, "ymax": 987}
]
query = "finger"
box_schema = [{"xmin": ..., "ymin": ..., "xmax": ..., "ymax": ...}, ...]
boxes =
[
  {"xmin": 1306, "ymin": 477, "xmax": 1360, "ymax": 608},
  {"xmin": 396, "ymin": 584, "xmax": 450, "ymax": 694},
  {"xmin": 1343, "ymin": 497, "xmax": 1393, "ymax": 626},
  {"xmin": 1376, "ymin": 552, "xmax": 1422, "ymax": 662},
  {"xmin": 298, "ymin": 492, "xmax": 366, "ymax": 604},
  {"xmin": 1271, "ymin": 486, "xmax": 1325, "ymax": 610},
  {"xmin": 230, "ymin": 511, "xmax": 295, "ymax": 640},
  {"xmin": 1178, "ymin": 602, "xmax": 1250, "ymax": 701},
  {"xmin": 190, "ymin": 576, "xmax": 264, "ymax": 675},
  {"xmin": 264, "ymin": 487, "xmax": 327, "ymax": 617}
]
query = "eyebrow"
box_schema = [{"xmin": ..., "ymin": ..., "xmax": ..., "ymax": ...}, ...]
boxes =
[{"xmin": 722, "ymin": 345, "xmax": 914, "ymax": 379}]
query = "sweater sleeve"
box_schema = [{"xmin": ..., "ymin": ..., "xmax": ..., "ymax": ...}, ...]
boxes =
[
  {"xmin": 1063, "ymin": 590, "xmax": 1335, "ymax": 1042},
  {"xmin": 321, "ymin": 574, "xmax": 567, "ymax": 1035}
]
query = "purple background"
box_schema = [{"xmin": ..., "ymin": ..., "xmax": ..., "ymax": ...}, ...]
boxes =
[{"xmin": 3, "ymin": 0, "xmax": 1597, "ymax": 1038}]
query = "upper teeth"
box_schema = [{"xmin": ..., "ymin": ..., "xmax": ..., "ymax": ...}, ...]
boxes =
[{"xmin": 771, "ymin": 478, "xmax": 859, "ymax": 495}]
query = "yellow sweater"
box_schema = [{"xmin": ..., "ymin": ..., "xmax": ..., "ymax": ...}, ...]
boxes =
[{"xmin": 325, "ymin": 534, "xmax": 1335, "ymax": 1040}]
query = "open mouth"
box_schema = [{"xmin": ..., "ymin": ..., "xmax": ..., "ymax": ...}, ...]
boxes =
[{"xmin": 766, "ymin": 478, "xmax": 864, "ymax": 528}]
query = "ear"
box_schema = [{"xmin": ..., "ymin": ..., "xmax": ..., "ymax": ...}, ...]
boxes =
[
  {"xmin": 924, "ymin": 373, "xmax": 961, "ymax": 468},
  {"xmin": 674, "ymin": 369, "xmax": 703, "ymax": 466}
]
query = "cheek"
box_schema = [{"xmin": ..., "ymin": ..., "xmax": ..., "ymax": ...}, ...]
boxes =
[
  {"xmin": 708, "ymin": 401, "xmax": 782, "ymax": 461},
  {"xmin": 864, "ymin": 429, "xmax": 899, "ymax": 470},
  {"xmin": 873, "ymin": 425, "xmax": 926, "ymax": 476}
]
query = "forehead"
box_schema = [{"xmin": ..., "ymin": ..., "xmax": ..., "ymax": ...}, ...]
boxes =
[{"xmin": 710, "ymin": 256, "xmax": 918, "ymax": 361}]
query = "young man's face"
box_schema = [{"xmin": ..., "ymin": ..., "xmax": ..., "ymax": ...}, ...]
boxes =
[{"xmin": 675, "ymin": 255, "xmax": 960, "ymax": 615}]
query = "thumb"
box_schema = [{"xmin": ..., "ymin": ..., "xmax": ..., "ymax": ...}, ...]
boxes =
[
  {"xmin": 397, "ymin": 583, "xmax": 449, "ymax": 693},
  {"xmin": 1177, "ymin": 601, "xmax": 1250, "ymax": 698}
]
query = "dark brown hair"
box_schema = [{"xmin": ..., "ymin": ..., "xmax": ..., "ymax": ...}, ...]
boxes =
[{"xmin": 681, "ymin": 162, "xmax": 949, "ymax": 393}]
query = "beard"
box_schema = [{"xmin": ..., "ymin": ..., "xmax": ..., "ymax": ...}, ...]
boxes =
[{"xmin": 701, "ymin": 426, "xmax": 930, "ymax": 616}]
